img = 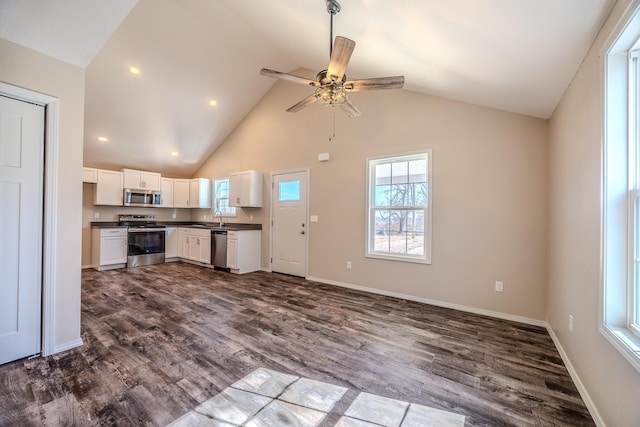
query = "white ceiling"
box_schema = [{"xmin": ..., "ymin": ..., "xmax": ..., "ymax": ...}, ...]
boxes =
[{"xmin": 1, "ymin": 0, "xmax": 615, "ymax": 176}]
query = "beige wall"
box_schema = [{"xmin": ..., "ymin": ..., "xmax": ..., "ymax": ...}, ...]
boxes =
[
  {"xmin": 547, "ymin": 1, "xmax": 640, "ymax": 425},
  {"xmin": 193, "ymin": 74, "xmax": 548, "ymax": 322},
  {"xmin": 0, "ymin": 38, "xmax": 85, "ymax": 350}
]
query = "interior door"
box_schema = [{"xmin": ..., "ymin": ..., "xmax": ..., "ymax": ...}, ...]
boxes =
[
  {"xmin": 272, "ymin": 171, "xmax": 307, "ymax": 277},
  {"xmin": 0, "ymin": 95, "xmax": 44, "ymax": 364}
]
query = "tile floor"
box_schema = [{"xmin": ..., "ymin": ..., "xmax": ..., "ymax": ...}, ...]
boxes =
[{"xmin": 168, "ymin": 368, "xmax": 466, "ymax": 427}]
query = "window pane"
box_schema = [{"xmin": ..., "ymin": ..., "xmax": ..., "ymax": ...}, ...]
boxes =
[
  {"xmin": 406, "ymin": 210, "xmax": 425, "ymax": 255},
  {"xmin": 375, "ymin": 185, "xmax": 391, "ymax": 206},
  {"xmin": 279, "ymin": 180, "xmax": 300, "ymax": 201},
  {"xmin": 408, "ymin": 159, "xmax": 427, "ymax": 183},
  {"xmin": 374, "ymin": 210, "xmax": 390, "ymax": 252},
  {"xmin": 412, "ymin": 182, "xmax": 428, "ymax": 206},
  {"xmin": 391, "ymin": 161, "xmax": 408, "ymax": 184},
  {"xmin": 389, "ymin": 210, "xmax": 407, "ymax": 254},
  {"xmin": 375, "ymin": 163, "xmax": 391, "ymax": 186},
  {"xmin": 390, "ymin": 184, "xmax": 409, "ymax": 206}
]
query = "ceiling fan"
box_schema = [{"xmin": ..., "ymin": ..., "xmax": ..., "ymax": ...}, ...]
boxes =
[{"xmin": 259, "ymin": 0, "xmax": 405, "ymax": 119}]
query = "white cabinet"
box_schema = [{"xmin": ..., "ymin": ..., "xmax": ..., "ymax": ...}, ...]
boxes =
[
  {"xmin": 178, "ymin": 227, "xmax": 211, "ymax": 264},
  {"xmin": 173, "ymin": 179, "xmax": 190, "ymax": 208},
  {"xmin": 82, "ymin": 167, "xmax": 98, "ymax": 183},
  {"xmin": 165, "ymin": 227, "xmax": 178, "ymax": 259},
  {"xmin": 229, "ymin": 170, "xmax": 262, "ymax": 207},
  {"xmin": 94, "ymin": 169, "xmax": 123, "ymax": 206},
  {"xmin": 161, "ymin": 178, "xmax": 174, "ymax": 207},
  {"xmin": 171, "ymin": 178, "xmax": 210, "ymax": 208},
  {"xmin": 190, "ymin": 178, "xmax": 211, "ymax": 208},
  {"xmin": 123, "ymin": 168, "xmax": 161, "ymax": 191},
  {"xmin": 91, "ymin": 228, "xmax": 127, "ymax": 270},
  {"xmin": 226, "ymin": 230, "xmax": 261, "ymax": 274}
]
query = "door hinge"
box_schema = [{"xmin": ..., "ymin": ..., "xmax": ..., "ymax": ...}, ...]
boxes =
[
  {"xmin": 270, "ymin": 257, "xmax": 273, "ymax": 264},
  {"xmin": 272, "ymin": 181, "xmax": 274, "ymax": 189}
]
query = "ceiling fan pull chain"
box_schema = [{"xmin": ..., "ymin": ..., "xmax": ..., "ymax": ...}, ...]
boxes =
[{"xmin": 329, "ymin": 106, "xmax": 336, "ymax": 141}]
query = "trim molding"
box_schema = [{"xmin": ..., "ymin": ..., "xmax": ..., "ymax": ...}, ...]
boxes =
[
  {"xmin": 546, "ymin": 326, "xmax": 606, "ymax": 427},
  {"xmin": 53, "ymin": 338, "xmax": 84, "ymax": 354},
  {"xmin": 305, "ymin": 275, "xmax": 547, "ymax": 327}
]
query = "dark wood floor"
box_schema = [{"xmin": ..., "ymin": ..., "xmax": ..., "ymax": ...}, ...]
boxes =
[{"xmin": 0, "ymin": 262, "xmax": 593, "ymax": 426}]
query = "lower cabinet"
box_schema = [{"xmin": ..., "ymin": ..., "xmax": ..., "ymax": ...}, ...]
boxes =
[
  {"xmin": 178, "ymin": 228, "xmax": 211, "ymax": 264},
  {"xmin": 165, "ymin": 227, "xmax": 178, "ymax": 260},
  {"xmin": 226, "ymin": 230, "xmax": 261, "ymax": 274},
  {"xmin": 91, "ymin": 228, "xmax": 127, "ymax": 270}
]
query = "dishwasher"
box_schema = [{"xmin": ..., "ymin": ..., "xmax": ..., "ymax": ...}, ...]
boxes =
[{"xmin": 210, "ymin": 230, "xmax": 228, "ymax": 269}]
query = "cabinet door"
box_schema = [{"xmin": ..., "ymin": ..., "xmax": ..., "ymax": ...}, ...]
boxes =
[
  {"xmin": 95, "ymin": 170, "xmax": 123, "ymax": 205},
  {"xmin": 229, "ymin": 173, "xmax": 242, "ymax": 207},
  {"xmin": 161, "ymin": 178, "xmax": 174, "ymax": 207},
  {"xmin": 187, "ymin": 236, "xmax": 201, "ymax": 261},
  {"xmin": 82, "ymin": 167, "xmax": 98, "ymax": 183},
  {"xmin": 165, "ymin": 228, "xmax": 178, "ymax": 258},
  {"xmin": 178, "ymin": 229, "xmax": 189, "ymax": 258},
  {"xmin": 227, "ymin": 237, "xmax": 238, "ymax": 269},
  {"xmin": 142, "ymin": 172, "xmax": 161, "ymax": 191},
  {"xmin": 190, "ymin": 178, "xmax": 211, "ymax": 209},
  {"xmin": 173, "ymin": 179, "xmax": 190, "ymax": 208},
  {"xmin": 123, "ymin": 169, "xmax": 143, "ymax": 189},
  {"xmin": 200, "ymin": 237, "xmax": 211, "ymax": 264},
  {"xmin": 101, "ymin": 236, "xmax": 127, "ymax": 265}
]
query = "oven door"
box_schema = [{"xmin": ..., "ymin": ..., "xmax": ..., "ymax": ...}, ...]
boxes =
[{"xmin": 127, "ymin": 228, "xmax": 166, "ymax": 267}]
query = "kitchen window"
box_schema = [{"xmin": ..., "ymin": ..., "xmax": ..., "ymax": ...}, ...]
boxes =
[
  {"xmin": 214, "ymin": 178, "xmax": 236, "ymax": 217},
  {"xmin": 602, "ymin": 6, "xmax": 640, "ymax": 374},
  {"xmin": 366, "ymin": 151, "xmax": 432, "ymax": 264}
]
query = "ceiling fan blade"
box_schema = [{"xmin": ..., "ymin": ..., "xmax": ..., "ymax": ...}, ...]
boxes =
[
  {"xmin": 340, "ymin": 96, "xmax": 361, "ymax": 118},
  {"xmin": 286, "ymin": 94, "xmax": 318, "ymax": 113},
  {"xmin": 326, "ymin": 36, "xmax": 355, "ymax": 82},
  {"xmin": 260, "ymin": 68, "xmax": 320, "ymax": 87},
  {"xmin": 344, "ymin": 76, "xmax": 405, "ymax": 92}
]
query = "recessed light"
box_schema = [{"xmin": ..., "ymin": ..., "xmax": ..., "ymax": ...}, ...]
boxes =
[
  {"xmin": 171, "ymin": 151, "xmax": 180, "ymax": 157},
  {"xmin": 128, "ymin": 66, "xmax": 141, "ymax": 75},
  {"xmin": 208, "ymin": 99, "xmax": 218, "ymax": 106},
  {"xmin": 97, "ymin": 136, "xmax": 108, "ymax": 142}
]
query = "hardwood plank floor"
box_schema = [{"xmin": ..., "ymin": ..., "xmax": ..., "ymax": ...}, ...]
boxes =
[{"xmin": 0, "ymin": 262, "xmax": 594, "ymax": 426}]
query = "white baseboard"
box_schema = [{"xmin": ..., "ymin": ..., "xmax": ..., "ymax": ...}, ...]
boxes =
[
  {"xmin": 546, "ymin": 327, "xmax": 605, "ymax": 427},
  {"xmin": 306, "ymin": 275, "xmax": 547, "ymax": 327},
  {"xmin": 52, "ymin": 338, "xmax": 84, "ymax": 354}
]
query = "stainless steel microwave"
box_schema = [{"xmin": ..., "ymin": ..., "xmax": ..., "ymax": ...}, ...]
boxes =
[{"xmin": 123, "ymin": 189, "xmax": 162, "ymax": 207}]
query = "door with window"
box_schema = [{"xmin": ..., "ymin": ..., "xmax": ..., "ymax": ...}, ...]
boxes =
[
  {"xmin": 0, "ymin": 95, "xmax": 44, "ymax": 364},
  {"xmin": 271, "ymin": 171, "xmax": 308, "ymax": 277}
]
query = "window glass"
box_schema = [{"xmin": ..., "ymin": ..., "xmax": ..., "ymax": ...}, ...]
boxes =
[
  {"xmin": 279, "ymin": 180, "xmax": 301, "ymax": 201},
  {"xmin": 214, "ymin": 178, "xmax": 236, "ymax": 216}
]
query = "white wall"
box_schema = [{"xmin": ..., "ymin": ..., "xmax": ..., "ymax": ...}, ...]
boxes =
[
  {"xmin": 547, "ymin": 0, "xmax": 640, "ymax": 425},
  {"xmin": 194, "ymin": 73, "xmax": 548, "ymax": 322},
  {"xmin": 0, "ymin": 38, "xmax": 84, "ymax": 351}
]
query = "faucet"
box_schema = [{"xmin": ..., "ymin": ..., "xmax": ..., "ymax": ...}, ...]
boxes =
[{"xmin": 214, "ymin": 210, "xmax": 224, "ymax": 228}]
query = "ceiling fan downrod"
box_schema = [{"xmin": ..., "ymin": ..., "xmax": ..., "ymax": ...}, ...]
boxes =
[{"xmin": 326, "ymin": 0, "xmax": 341, "ymax": 57}]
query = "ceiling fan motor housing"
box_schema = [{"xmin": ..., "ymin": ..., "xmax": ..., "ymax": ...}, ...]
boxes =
[{"xmin": 326, "ymin": 0, "xmax": 341, "ymax": 15}]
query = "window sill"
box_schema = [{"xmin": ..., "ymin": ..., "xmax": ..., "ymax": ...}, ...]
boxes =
[
  {"xmin": 366, "ymin": 253, "xmax": 431, "ymax": 265},
  {"xmin": 600, "ymin": 325, "xmax": 640, "ymax": 373}
]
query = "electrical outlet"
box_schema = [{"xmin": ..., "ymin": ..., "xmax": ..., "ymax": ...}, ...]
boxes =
[
  {"xmin": 495, "ymin": 281, "xmax": 504, "ymax": 292},
  {"xmin": 569, "ymin": 314, "xmax": 574, "ymax": 333},
  {"xmin": 94, "ymin": 212, "xmax": 99, "ymax": 219},
  {"xmin": 346, "ymin": 261, "xmax": 352, "ymax": 269}
]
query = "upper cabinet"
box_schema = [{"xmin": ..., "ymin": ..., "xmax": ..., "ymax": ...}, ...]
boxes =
[
  {"xmin": 190, "ymin": 178, "xmax": 211, "ymax": 209},
  {"xmin": 122, "ymin": 168, "xmax": 161, "ymax": 191},
  {"xmin": 161, "ymin": 178, "xmax": 174, "ymax": 208},
  {"xmin": 172, "ymin": 178, "xmax": 210, "ymax": 208},
  {"xmin": 94, "ymin": 169, "xmax": 123, "ymax": 206},
  {"xmin": 229, "ymin": 170, "xmax": 262, "ymax": 208},
  {"xmin": 82, "ymin": 167, "xmax": 98, "ymax": 183}
]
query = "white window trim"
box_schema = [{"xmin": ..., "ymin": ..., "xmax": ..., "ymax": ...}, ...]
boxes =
[
  {"xmin": 365, "ymin": 150, "xmax": 432, "ymax": 264},
  {"xmin": 213, "ymin": 178, "xmax": 237, "ymax": 218},
  {"xmin": 601, "ymin": 1, "xmax": 640, "ymax": 373}
]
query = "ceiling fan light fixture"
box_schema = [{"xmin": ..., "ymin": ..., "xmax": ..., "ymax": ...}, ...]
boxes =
[{"xmin": 315, "ymin": 86, "xmax": 346, "ymax": 106}]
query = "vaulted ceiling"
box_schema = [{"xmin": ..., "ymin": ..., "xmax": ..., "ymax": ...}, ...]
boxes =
[{"xmin": 0, "ymin": 0, "xmax": 615, "ymax": 177}]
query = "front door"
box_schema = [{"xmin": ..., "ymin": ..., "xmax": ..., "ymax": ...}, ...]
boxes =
[
  {"xmin": 0, "ymin": 95, "xmax": 44, "ymax": 364},
  {"xmin": 271, "ymin": 171, "xmax": 308, "ymax": 277}
]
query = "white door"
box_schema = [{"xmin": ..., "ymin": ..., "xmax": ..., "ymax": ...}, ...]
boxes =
[
  {"xmin": 272, "ymin": 171, "xmax": 307, "ymax": 277},
  {"xmin": 0, "ymin": 95, "xmax": 44, "ymax": 364}
]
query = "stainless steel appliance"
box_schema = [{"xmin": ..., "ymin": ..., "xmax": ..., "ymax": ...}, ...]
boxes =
[
  {"xmin": 211, "ymin": 230, "xmax": 228, "ymax": 269},
  {"xmin": 119, "ymin": 215, "xmax": 166, "ymax": 267},
  {"xmin": 123, "ymin": 189, "xmax": 161, "ymax": 207}
]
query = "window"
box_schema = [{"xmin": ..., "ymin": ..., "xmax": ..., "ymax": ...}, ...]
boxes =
[
  {"xmin": 213, "ymin": 178, "xmax": 236, "ymax": 217},
  {"xmin": 366, "ymin": 151, "xmax": 432, "ymax": 264},
  {"xmin": 602, "ymin": 6, "xmax": 640, "ymax": 373},
  {"xmin": 279, "ymin": 180, "xmax": 300, "ymax": 201}
]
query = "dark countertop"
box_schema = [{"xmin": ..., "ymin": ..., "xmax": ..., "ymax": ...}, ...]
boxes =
[{"xmin": 90, "ymin": 221, "xmax": 261, "ymax": 231}]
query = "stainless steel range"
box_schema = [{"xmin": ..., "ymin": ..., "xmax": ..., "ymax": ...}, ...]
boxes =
[{"xmin": 119, "ymin": 214, "xmax": 166, "ymax": 267}]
